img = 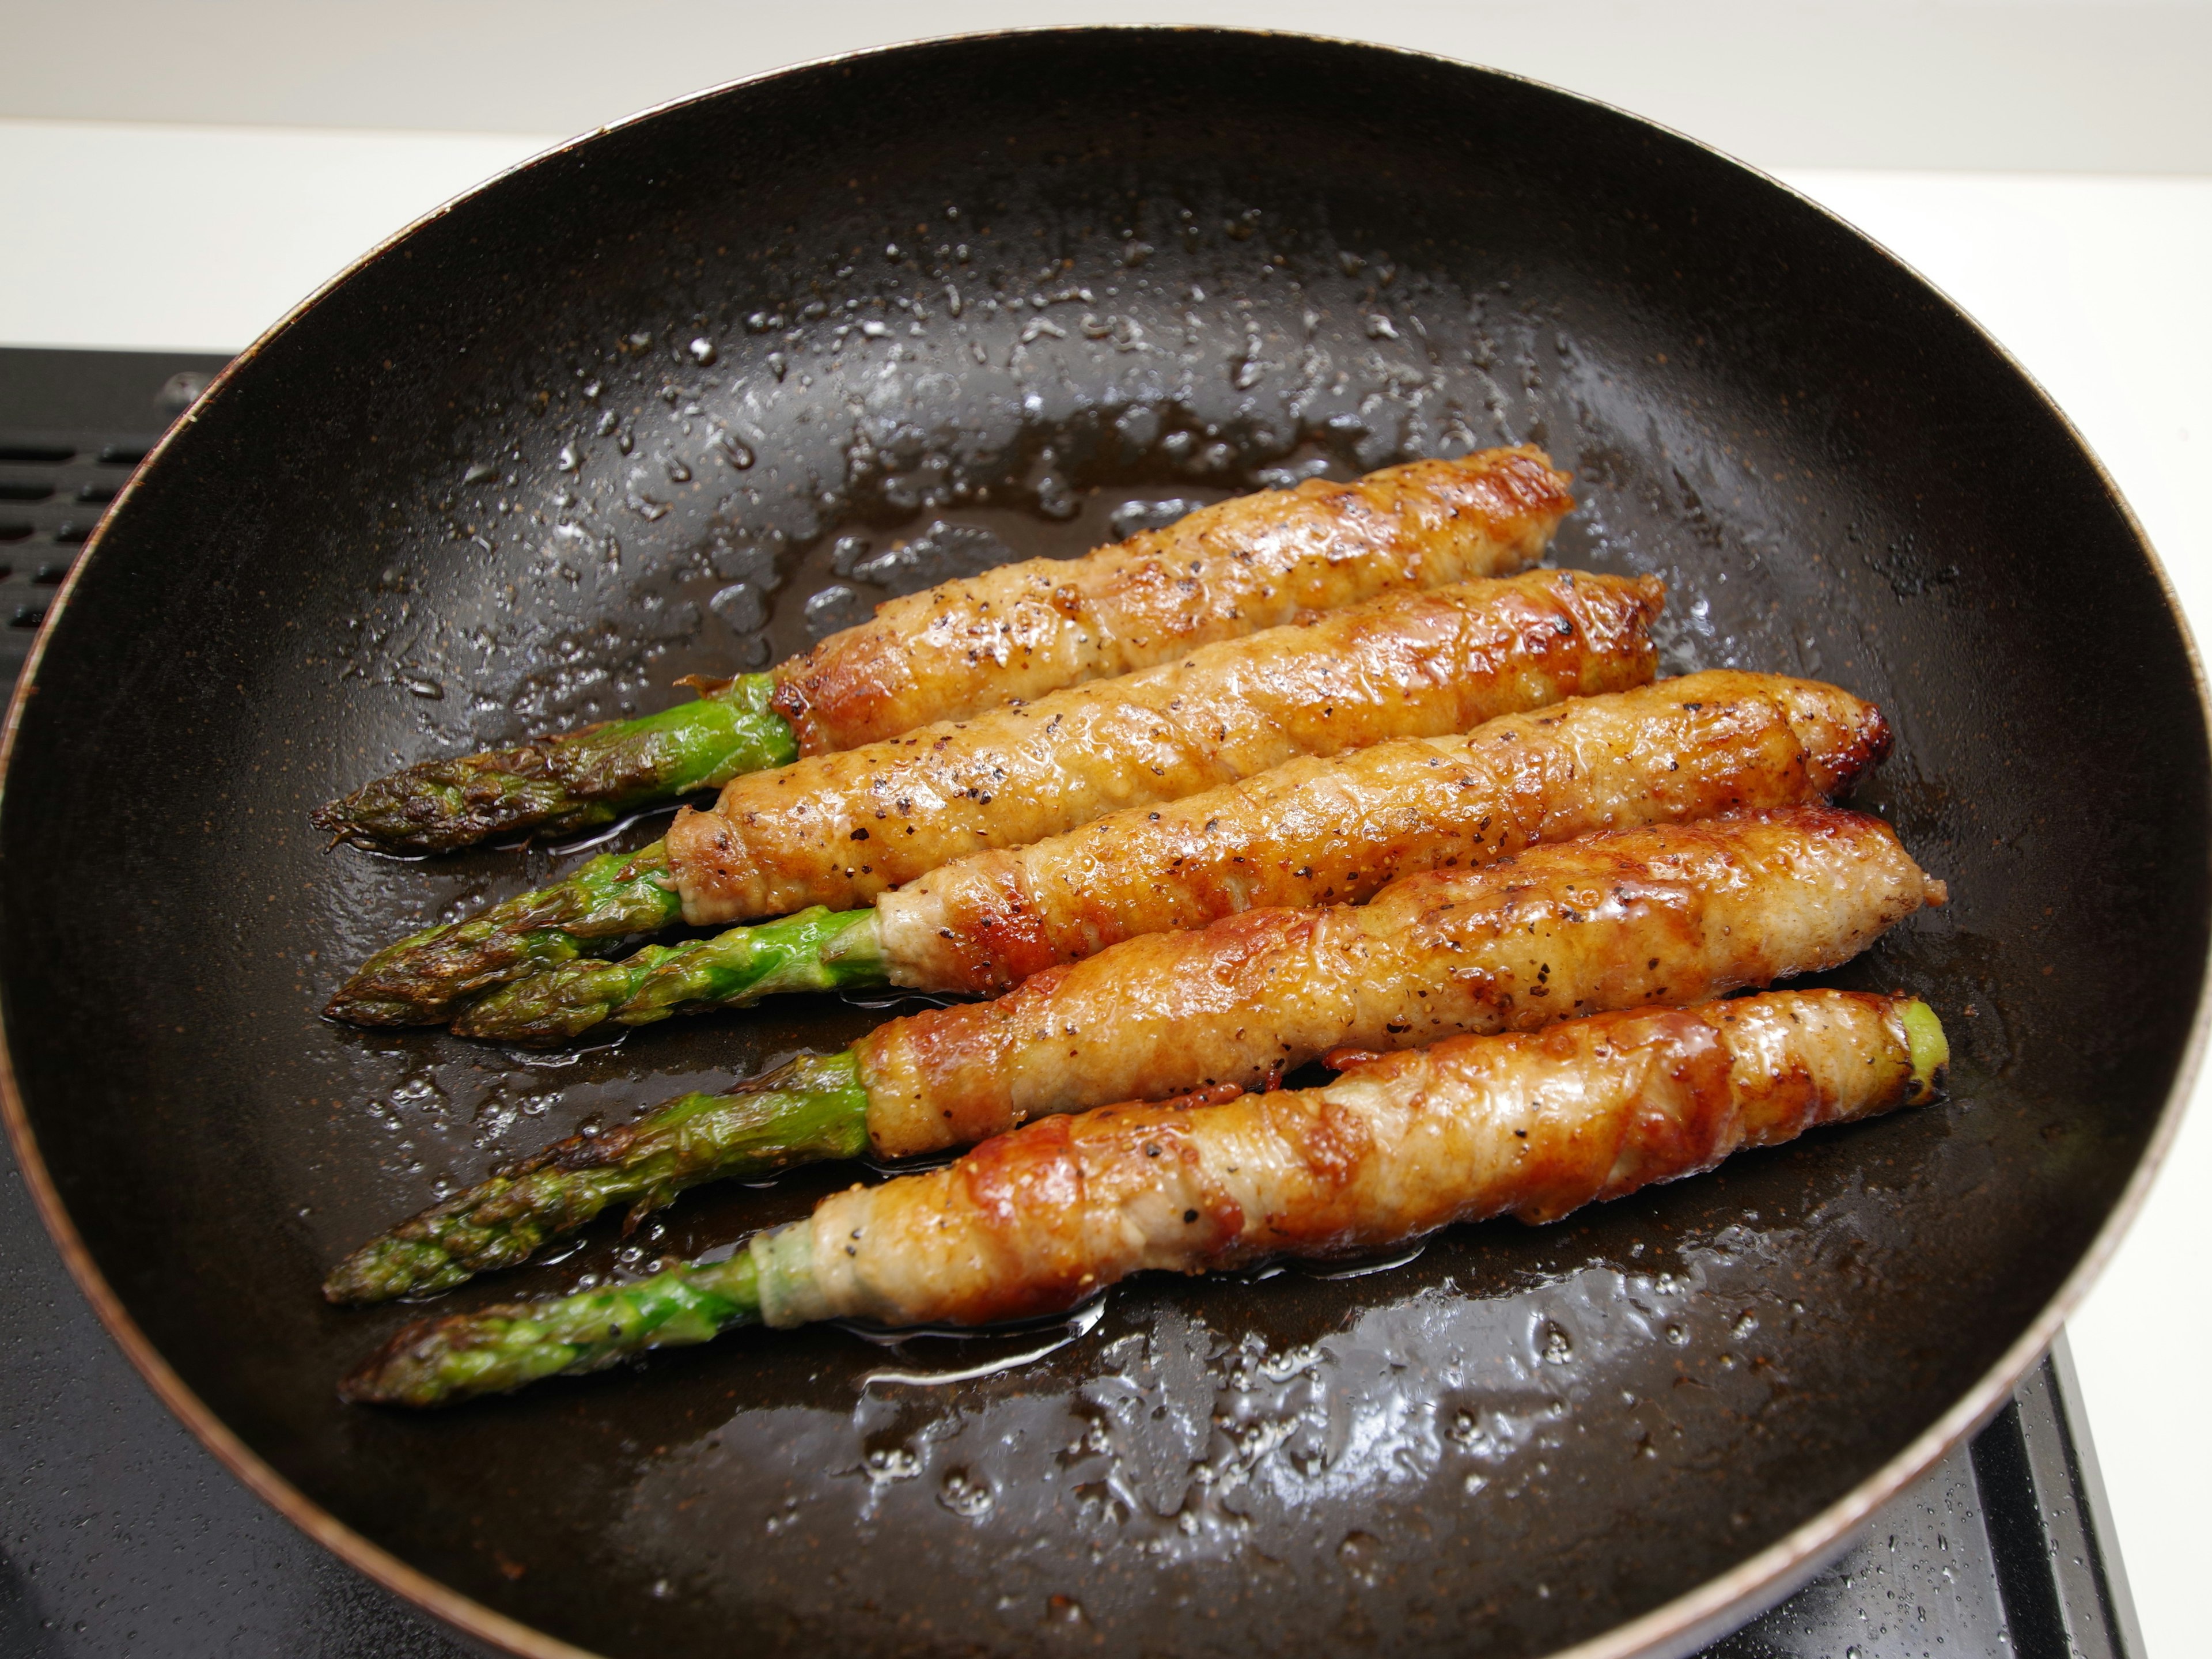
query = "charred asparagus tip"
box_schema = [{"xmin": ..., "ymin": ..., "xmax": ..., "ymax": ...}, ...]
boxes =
[
  {"xmin": 320, "ymin": 1050, "xmax": 871, "ymax": 1304},
  {"xmin": 340, "ymin": 1249, "xmax": 767, "ymax": 1407},
  {"xmin": 324, "ymin": 841, "xmax": 684, "ymax": 1027},
  {"xmin": 452, "ymin": 907, "xmax": 887, "ymax": 1042},
  {"xmin": 1900, "ymin": 998, "xmax": 1949, "ymax": 1105},
  {"xmin": 313, "ymin": 673, "xmax": 797, "ymax": 854},
  {"xmin": 445, "ymin": 955, "xmax": 653, "ymax": 1044}
]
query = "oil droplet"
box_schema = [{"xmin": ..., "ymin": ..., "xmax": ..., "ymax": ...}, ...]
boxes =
[
  {"xmin": 804, "ymin": 585, "xmax": 868, "ymax": 639},
  {"xmin": 938, "ymin": 1469, "xmax": 995, "ymax": 1518},
  {"xmin": 1539, "ymin": 1320, "xmax": 1574, "ymax": 1365},
  {"xmin": 1665, "ymin": 1324, "xmax": 1688, "ymax": 1345},
  {"xmin": 862, "ymin": 1445, "xmax": 922, "ymax": 1487},
  {"xmin": 710, "ymin": 583, "xmax": 766, "ymax": 632},
  {"xmin": 1339, "ymin": 1530, "xmax": 1384, "ymax": 1587},
  {"xmin": 1109, "ymin": 497, "xmax": 1202, "ymax": 540},
  {"xmin": 1732, "ymin": 1310, "xmax": 1759, "ymax": 1339},
  {"xmin": 857, "ymin": 1297, "xmax": 1105, "ymax": 1388},
  {"xmin": 1294, "ymin": 1239, "xmax": 1425, "ymax": 1281}
]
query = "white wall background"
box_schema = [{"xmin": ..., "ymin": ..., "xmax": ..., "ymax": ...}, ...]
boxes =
[
  {"xmin": 7, "ymin": 0, "xmax": 2212, "ymax": 173},
  {"xmin": 3, "ymin": 5, "xmax": 2206, "ymax": 1654}
]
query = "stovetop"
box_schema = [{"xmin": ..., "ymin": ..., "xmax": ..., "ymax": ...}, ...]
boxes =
[{"xmin": 0, "ymin": 346, "xmax": 2146, "ymax": 1659}]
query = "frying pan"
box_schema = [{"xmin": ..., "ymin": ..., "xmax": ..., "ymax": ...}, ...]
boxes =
[{"xmin": 1, "ymin": 28, "xmax": 2202, "ymax": 1659}]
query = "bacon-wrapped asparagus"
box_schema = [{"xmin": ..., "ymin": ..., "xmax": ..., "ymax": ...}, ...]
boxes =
[
  {"xmin": 460, "ymin": 670, "xmax": 1889, "ymax": 1039},
  {"xmin": 315, "ymin": 448, "xmax": 1574, "ymax": 853},
  {"xmin": 328, "ymin": 567, "xmax": 1661, "ymax": 1025},
  {"xmin": 343, "ymin": 989, "xmax": 1949, "ymax": 1405},
  {"xmin": 327, "ymin": 807, "xmax": 1942, "ymax": 1302}
]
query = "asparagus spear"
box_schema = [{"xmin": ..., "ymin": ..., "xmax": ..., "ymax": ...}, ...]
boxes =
[
  {"xmin": 339, "ymin": 1250, "xmax": 768, "ymax": 1406},
  {"xmin": 327, "ymin": 808, "xmax": 1944, "ymax": 1302},
  {"xmin": 313, "ymin": 675, "xmax": 797, "ymax": 854},
  {"xmin": 328, "ymin": 570, "xmax": 1664, "ymax": 1027},
  {"xmin": 453, "ymin": 671, "xmax": 1891, "ymax": 1041},
  {"xmin": 323, "ymin": 842, "xmax": 684, "ymax": 1026},
  {"xmin": 452, "ymin": 908, "xmax": 885, "ymax": 1041},
  {"xmin": 341, "ymin": 991, "xmax": 1948, "ymax": 1406},
  {"xmin": 317, "ymin": 449, "xmax": 1575, "ymax": 855},
  {"xmin": 322, "ymin": 1052, "xmax": 868, "ymax": 1303}
]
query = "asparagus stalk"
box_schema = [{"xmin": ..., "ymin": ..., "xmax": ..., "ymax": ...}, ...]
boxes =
[
  {"xmin": 452, "ymin": 908, "xmax": 886, "ymax": 1042},
  {"xmin": 450, "ymin": 668, "xmax": 1897, "ymax": 1044},
  {"xmin": 338, "ymin": 1249, "xmax": 767, "ymax": 1406},
  {"xmin": 323, "ymin": 842, "xmax": 684, "ymax": 1026},
  {"xmin": 342, "ymin": 992, "xmax": 1949, "ymax": 1406},
  {"xmin": 333, "ymin": 808, "xmax": 1943, "ymax": 1300},
  {"xmin": 313, "ymin": 675, "xmax": 796, "ymax": 855},
  {"xmin": 321, "ymin": 1051, "xmax": 869, "ymax": 1303}
]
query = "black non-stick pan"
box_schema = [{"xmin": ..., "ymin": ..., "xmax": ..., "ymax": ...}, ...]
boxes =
[{"xmin": 2, "ymin": 28, "xmax": 2202, "ymax": 1659}]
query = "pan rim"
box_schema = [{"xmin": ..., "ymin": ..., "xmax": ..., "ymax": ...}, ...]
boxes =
[{"xmin": 0, "ymin": 25, "xmax": 2203, "ymax": 1659}]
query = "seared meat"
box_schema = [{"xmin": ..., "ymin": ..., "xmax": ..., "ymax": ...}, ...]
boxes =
[
  {"xmin": 669, "ymin": 568, "xmax": 1662, "ymax": 923},
  {"xmin": 856, "ymin": 806, "xmax": 1944, "ymax": 1156},
  {"xmin": 878, "ymin": 670, "xmax": 1891, "ymax": 993},
  {"xmin": 342, "ymin": 992, "xmax": 1947, "ymax": 1402},
  {"xmin": 770, "ymin": 446, "xmax": 1574, "ymax": 752},
  {"xmin": 768, "ymin": 991, "xmax": 1945, "ymax": 1328}
]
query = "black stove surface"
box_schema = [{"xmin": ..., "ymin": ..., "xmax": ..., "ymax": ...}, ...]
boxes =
[{"xmin": 0, "ymin": 347, "xmax": 2146, "ymax": 1659}]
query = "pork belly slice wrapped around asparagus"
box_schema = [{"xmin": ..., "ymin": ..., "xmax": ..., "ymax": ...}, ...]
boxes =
[
  {"xmin": 328, "ymin": 806, "xmax": 1941, "ymax": 1302},
  {"xmin": 856, "ymin": 804, "xmax": 1944, "ymax": 1156},
  {"xmin": 343, "ymin": 989, "xmax": 1949, "ymax": 1405},
  {"xmin": 882, "ymin": 670, "xmax": 1888, "ymax": 993},
  {"xmin": 459, "ymin": 669, "xmax": 1891, "ymax": 1038},
  {"xmin": 772, "ymin": 444, "xmax": 1575, "ymax": 752},
  {"xmin": 666, "ymin": 565, "xmax": 1664, "ymax": 925},
  {"xmin": 329, "ymin": 566, "xmax": 1662, "ymax": 1025},
  {"xmin": 316, "ymin": 446, "xmax": 1574, "ymax": 853}
]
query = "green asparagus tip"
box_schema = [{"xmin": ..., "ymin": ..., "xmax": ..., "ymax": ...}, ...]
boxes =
[
  {"xmin": 448, "ymin": 955, "xmax": 653, "ymax": 1043},
  {"xmin": 321, "ymin": 1049, "xmax": 870, "ymax": 1304},
  {"xmin": 313, "ymin": 674, "xmax": 796, "ymax": 854},
  {"xmin": 340, "ymin": 1249, "xmax": 764, "ymax": 1407},
  {"xmin": 452, "ymin": 907, "xmax": 887, "ymax": 1041},
  {"xmin": 324, "ymin": 842, "xmax": 683, "ymax": 1027},
  {"xmin": 1900, "ymin": 998, "xmax": 1949, "ymax": 1105}
]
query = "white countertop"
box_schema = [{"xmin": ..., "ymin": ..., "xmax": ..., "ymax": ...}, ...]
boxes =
[{"xmin": 4, "ymin": 119, "xmax": 2206, "ymax": 1654}]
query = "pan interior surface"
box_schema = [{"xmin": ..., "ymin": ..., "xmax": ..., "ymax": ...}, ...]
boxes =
[{"xmin": 1, "ymin": 30, "xmax": 2200, "ymax": 1659}]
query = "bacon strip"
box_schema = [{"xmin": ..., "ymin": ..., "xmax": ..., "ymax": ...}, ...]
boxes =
[
  {"xmin": 765, "ymin": 991, "xmax": 1940, "ymax": 1328},
  {"xmin": 770, "ymin": 446, "xmax": 1574, "ymax": 753},
  {"xmin": 876, "ymin": 670, "xmax": 1891, "ymax": 994},
  {"xmin": 854, "ymin": 806, "xmax": 1944, "ymax": 1157},
  {"xmin": 669, "ymin": 568, "xmax": 1662, "ymax": 924}
]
